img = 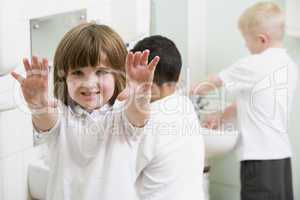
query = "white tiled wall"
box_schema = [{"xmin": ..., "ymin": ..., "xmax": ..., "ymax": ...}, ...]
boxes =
[
  {"xmin": 0, "ymin": 108, "xmax": 33, "ymax": 158},
  {"xmin": 0, "ymin": 108, "xmax": 35, "ymax": 199},
  {"xmin": 0, "ymin": 1, "xmax": 151, "ymax": 199}
]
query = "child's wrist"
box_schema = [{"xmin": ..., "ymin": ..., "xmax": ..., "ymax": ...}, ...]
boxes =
[{"xmin": 30, "ymin": 105, "xmax": 56, "ymax": 116}]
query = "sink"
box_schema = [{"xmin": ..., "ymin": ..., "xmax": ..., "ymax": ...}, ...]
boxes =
[
  {"xmin": 190, "ymin": 95, "xmax": 239, "ymax": 158},
  {"xmin": 200, "ymin": 124, "xmax": 239, "ymax": 158}
]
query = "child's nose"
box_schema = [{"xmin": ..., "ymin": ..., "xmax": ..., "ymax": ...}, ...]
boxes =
[{"xmin": 82, "ymin": 76, "xmax": 99, "ymax": 88}]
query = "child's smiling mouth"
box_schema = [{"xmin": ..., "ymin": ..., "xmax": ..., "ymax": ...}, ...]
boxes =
[
  {"xmin": 80, "ymin": 91, "xmax": 100, "ymax": 96},
  {"xmin": 80, "ymin": 91, "xmax": 100, "ymax": 101}
]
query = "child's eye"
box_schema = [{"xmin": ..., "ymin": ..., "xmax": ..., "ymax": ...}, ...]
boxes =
[
  {"xmin": 96, "ymin": 69, "xmax": 110, "ymax": 76},
  {"xmin": 71, "ymin": 70, "xmax": 83, "ymax": 76}
]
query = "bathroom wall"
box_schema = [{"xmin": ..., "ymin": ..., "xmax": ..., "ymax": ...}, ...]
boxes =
[
  {"xmin": 150, "ymin": 0, "xmax": 188, "ymax": 66},
  {"xmin": 0, "ymin": 1, "xmax": 87, "ymax": 199},
  {"xmin": 1, "ymin": 0, "xmax": 298, "ymax": 199},
  {"xmin": 150, "ymin": 1, "xmax": 249, "ymax": 199},
  {"xmin": 206, "ymin": 0, "xmax": 300, "ymax": 200},
  {"xmin": 284, "ymin": 36, "xmax": 300, "ymax": 199},
  {"xmin": 0, "ymin": 0, "xmax": 86, "ymax": 198},
  {"xmin": 0, "ymin": 0, "xmax": 151, "ymax": 199},
  {"xmin": 278, "ymin": 1, "xmax": 300, "ymax": 198},
  {"xmin": 151, "ymin": 0, "xmax": 208, "ymax": 89},
  {"xmin": 204, "ymin": 1, "xmax": 260, "ymax": 199},
  {"xmin": 29, "ymin": 1, "xmax": 300, "ymax": 200}
]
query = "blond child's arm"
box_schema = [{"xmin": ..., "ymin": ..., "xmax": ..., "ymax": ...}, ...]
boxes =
[
  {"xmin": 190, "ymin": 75, "xmax": 223, "ymax": 96},
  {"xmin": 202, "ymin": 103, "xmax": 236, "ymax": 129},
  {"xmin": 11, "ymin": 56, "xmax": 58, "ymax": 132},
  {"xmin": 120, "ymin": 50, "xmax": 159, "ymax": 127},
  {"xmin": 222, "ymin": 103, "xmax": 237, "ymax": 121}
]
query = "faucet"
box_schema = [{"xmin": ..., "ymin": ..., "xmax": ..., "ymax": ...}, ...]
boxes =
[{"xmin": 190, "ymin": 95, "xmax": 210, "ymax": 121}]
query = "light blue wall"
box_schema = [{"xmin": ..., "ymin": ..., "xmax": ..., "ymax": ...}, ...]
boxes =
[
  {"xmin": 150, "ymin": 0, "xmax": 187, "ymax": 70},
  {"xmin": 206, "ymin": 0, "xmax": 259, "ymax": 74},
  {"xmin": 205, "ymin": 1, "xmax": 260, "ymax": 200},
  {"xmin": 278, "ymin": 2, "xmax": 300, "ymax": 199},
  {"xmin": 151, "ymin": 0, "xmax": 300, "ymax": 199},
  {"xmin": 206, "ymin": 1, "xmax": 300, "ymax": 200},
  {"xmin": 286, "ymin": 38, "xmax": 300, "ymax": 198}
]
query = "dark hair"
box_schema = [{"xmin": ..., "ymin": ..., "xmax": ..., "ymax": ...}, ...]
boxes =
[
  {"xmin": 131, "ymin": 35, "xmax": 182, "ymax": 86},
  {"xmin": 53, "ymin": 23, "xmax": 127, "ymax": 106}
]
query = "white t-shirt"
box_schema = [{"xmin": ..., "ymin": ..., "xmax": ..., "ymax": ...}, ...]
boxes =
[
  {"xmin": 219, "ymin": 48, "xmax": 299, "ymax": 161},
  {"xmin": 34, "ymin": 94, "xmax": 205, "ymax": 200}
]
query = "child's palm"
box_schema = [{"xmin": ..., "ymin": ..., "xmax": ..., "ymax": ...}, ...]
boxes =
[
  {"xmin": 117, "ymin": 51, "xmax": 159, "ymax": 101},
  {"xmin": 11, "ymin": 56, "xmax": 49, "ymax": 110},
  {"xmin": 126, "ymin": 50, "xmax": 159, "ymax": 85},
  {"xmin": 202, "ymin": 112, "xmax": 222, "ymax": 129}
]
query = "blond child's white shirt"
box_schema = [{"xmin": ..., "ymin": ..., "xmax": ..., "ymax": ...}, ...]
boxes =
[
  {"xmin": 219, "ymin": 48, "xmax": 299, "ymax": 161},
  {"xmin": 34, "ymin": 94, "xmax": 205, "ymax": 200}
]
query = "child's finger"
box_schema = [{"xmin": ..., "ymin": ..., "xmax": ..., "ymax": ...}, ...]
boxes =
[
  {"xmin": 23, "ymin": 58, "xmax": 31, "ymax": 76},
  {"xmin": 125, "ymin": 52, "xmax": 133, "ymax": 68},
  {"xmin": 31, "ymin": 55, "xmax": 38, "ymax": 65},
  {"xmin": 117, "ymin": 87, "xmax": 130, "ymax": 101},
  {"xmin": 126, "ymin": 53, "xmax": 134, "ymax": 78},
  {"xmin": 11, "ymin": 72, "xmax": 25, "ymax": 85},
  {"xmin": 140, "ymin": 50, "xmax": 149, "ymax": 66},
  {"xmin": 31, "ymin": 55, "xmax": 41, "ymax": 70},
  {"xmin": 201, "ymin": 121, "xmax": 210, "ymax": 128},
  {"xmin": 133, "ymin": 52, "xmax": 142, "ymax": 67},
  {"xmin": 148, "ymin": 56, "xmax": 160, "ymax": 72},
  {"xmin": 41, "ymin": 58, "xmax": 49, "ymax": 78}
]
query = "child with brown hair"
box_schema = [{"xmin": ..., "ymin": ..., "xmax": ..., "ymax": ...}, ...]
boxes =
[{"xmin": 11, "ymin": 23, "xmax": 160, "ymax": 200}]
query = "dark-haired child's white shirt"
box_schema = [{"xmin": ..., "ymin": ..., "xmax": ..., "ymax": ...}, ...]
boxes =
[
  {"xmin": 219, "ymin": 48, "xmax": 299, "ymax": 161},
  {"xmin": 34, "ymin": 94, "xmax": 205, "ymax": 200}
]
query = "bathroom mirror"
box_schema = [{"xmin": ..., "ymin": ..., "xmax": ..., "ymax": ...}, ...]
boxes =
[{"xmin": 30, "ymin": 9, "xmax": 87, "ymax": 64}]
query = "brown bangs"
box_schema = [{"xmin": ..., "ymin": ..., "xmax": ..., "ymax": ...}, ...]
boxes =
[{"xmin": 59, "ymin": 24, "xmax": 103, "ymax": 71}]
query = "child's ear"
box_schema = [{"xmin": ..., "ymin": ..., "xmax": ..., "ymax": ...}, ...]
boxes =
[{"xmin": 258, "ymin": 34, "xmax": 269, "ymax": 44}]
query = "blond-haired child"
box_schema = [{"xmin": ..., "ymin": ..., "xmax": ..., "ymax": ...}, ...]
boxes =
[
  {"xmin": 191, "ymin": 2, "xmax": 298, "ymax": 200},
  {"xmin": 239, "ymin": 1, "xmax": 285, "ymax": 54}
]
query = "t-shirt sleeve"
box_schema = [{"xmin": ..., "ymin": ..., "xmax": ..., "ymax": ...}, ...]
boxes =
[
  {"xmin": 219, "ymin": 56, "xmax": 260, "ymax": 96},
  {"xmin": 111, "ymin": 100, "xmax": 145, "ymax": 140},
  {"xmin": 33, "ymin": 110, "xmax": 61, "ymax": 146}
]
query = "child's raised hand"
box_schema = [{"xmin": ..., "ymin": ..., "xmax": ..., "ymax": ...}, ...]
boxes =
[
  {"xmin": 119, "ymin": 50, "xmax": 159, "ymax": 127},
  {"xmin": 126, "ymin": 50, "xmax": 159, "ymax": 89},
  {"xmin": 11, "ymin": 56, "xmax": 51, "ymax": 111},
  {"xmin": 118, "ymin": 50, "xmax": 159, "ymax": 101}
]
